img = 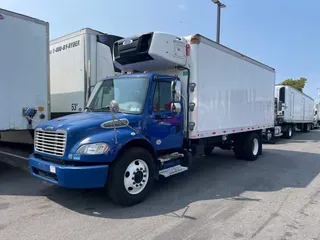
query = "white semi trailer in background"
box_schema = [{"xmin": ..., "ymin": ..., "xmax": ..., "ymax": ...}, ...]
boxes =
[
  {"xmin": 264, "ymin": 85, "xmax": 314, "ymax": 141},
  {"xmin": 0, "ymin": 8, "xmax": 50, "ymax": 144},
  {"xmin": 50, "ymin": 28, "xmax": 122, "ymax": 119}
]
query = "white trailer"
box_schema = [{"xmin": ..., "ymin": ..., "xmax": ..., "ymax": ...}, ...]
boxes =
[
  {"xmin": 50, "ymin": 28, "xmax": 122, "ymax": 119},
  {"xmin": 265, "ymin": 85, "xmax": 314, "ymax": 140},
  {"xmin": 0, "ymin": 8, "xmax": 50, "ymax": 144}
]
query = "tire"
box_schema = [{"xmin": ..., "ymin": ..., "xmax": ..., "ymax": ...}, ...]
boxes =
[
  {"xmin": 283, "ymin": 126, "xmax": 293, "ymax": 139},
  {"xmin": 204, "ymin": 146, "xmax": 214, "ymax": 156},
  {"xmin": 306, "ymin": 124, "xmax": 311, "ymax": 132},
  {"xmin": 302, "ymin": 123, "xmax": 309, "ymax": 132},
  {"xmin": 107, "ymin": 147, "xmax": 156, "ymax": 206},
  {"xmin": 242, "ymin": 132, "xmax": 261, "ymax": 161}
]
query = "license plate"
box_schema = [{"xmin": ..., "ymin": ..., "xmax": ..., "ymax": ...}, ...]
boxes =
[{"xmin": 49, "ymin": 165, "xmax": 56, "ymax": 174}]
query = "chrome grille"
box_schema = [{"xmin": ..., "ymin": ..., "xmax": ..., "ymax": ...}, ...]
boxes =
[{"xmin": 34, "ymin": 129, "xmax": 67, "ymax": 157}]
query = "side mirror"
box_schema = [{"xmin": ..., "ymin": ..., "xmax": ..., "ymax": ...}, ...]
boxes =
[
  {"xmin": 171, "ymin": 80, "xmax": 181, "ymax": 102},
  {"xmin": 171, "ymin": 80, "xmax": 182, "ymax": 114},
  {"xmin": 110, "ymin": 100, "xmax": 120, "ymax": 114}
]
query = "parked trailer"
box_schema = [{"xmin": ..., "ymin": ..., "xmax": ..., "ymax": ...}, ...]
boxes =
[
  {"xmin": 264, "ymin": 85, "xmax": 314, "ymax": 141},
  {"xmin": 50, "ymin": 28, "xmax": 122, "ymax": 119},
  {"xmin": 0, "ymin": 8, "xmax": 50, "ymax": 144},
  {"xmin": 28, "ymin": 32, "xmax": 275, "ymax": 206}
]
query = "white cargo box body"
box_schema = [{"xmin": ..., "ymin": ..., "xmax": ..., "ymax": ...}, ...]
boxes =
[
  {"xmin": 275, "ymin": 85, "xmax": 314, "ymax": 123},
  {"xmin": 186, "ymin": 35, "xmax": 275, "ymax": 139},
  {"xmin": 0, "ymin": 9, "xmax": 50, "ymax": 131},
  {"xmin": 50, "ymin": 28, "xmax": 121, "ymax": 117},
  {"xmin": 113, "ymin": 32, "xmax": 275, "ymax": 139}
]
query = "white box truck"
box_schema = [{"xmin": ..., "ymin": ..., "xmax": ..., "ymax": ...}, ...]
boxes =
[
  {"xmin": 264, "ymin": 85, "xmax": 314, "ymax": 141},
  {"xmin": 28, "ymin": 32, "xmax": 275, "ymax": 206},
  {"xmin": 0, "ymin": 8, "xmax": 50, "ymax": 144},
  {"xmin": 50, "ymin": 28, "xmax": 122, "ymax": 119}
]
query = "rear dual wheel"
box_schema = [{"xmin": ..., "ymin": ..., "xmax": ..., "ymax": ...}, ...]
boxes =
[
  {"xmin": 233, "ymin": 132, "xmax": 261, "ymax": 161},
  {"xmin": 303, "ymin": 124, "xmax": 311, "ymax": 133}
]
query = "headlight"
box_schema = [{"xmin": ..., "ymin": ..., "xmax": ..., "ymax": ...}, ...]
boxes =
[{"xmin": 76, "ymin": 143, "xmax": 109, "ymax": 155}]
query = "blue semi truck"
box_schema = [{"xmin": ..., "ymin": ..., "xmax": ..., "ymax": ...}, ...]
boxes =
[{"xmin": 28, "ymin": 32, "xmax": 275, "ymax": 206}]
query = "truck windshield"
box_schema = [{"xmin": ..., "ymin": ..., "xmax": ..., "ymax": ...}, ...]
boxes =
[{"xmin": 87, "ymin": 77, "xmax": 149, "ymax": 114}]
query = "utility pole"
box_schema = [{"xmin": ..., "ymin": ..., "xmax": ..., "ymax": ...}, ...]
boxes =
[
  {"xmin": 317, "ymin": 88, "xmax": 320, "ymax": 103},
  {"xmin": 211, "ymin": 0, "xmax": 226, "ymax": 44}
]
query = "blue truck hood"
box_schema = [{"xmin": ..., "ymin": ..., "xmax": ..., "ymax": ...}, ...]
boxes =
[
  {"xmin": 38, "ymin": 112, "xmax": 141, "ymax": 134},
  {"xmin": 35, "ymin": 112, "xmax": 147, "ymax": 160}
]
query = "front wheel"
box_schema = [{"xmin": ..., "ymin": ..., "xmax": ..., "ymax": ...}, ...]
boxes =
[{"xmin": 107, "ymin": 147, "xmax": 156, "ymax": 206}]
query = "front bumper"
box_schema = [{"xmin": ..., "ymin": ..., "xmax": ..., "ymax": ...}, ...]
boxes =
[{"xmin": 29, "ymin": 154, "xmax": 109, "ymax": 188}]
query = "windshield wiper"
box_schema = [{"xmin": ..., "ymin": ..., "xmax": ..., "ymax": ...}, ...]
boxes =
[
  {"xmin": 96, "ymin": 106, "xmax": 111, "ymax": 111},
  {"xmin": 84, "ymin": 107, "xmax": 92, "ymax": 112}
]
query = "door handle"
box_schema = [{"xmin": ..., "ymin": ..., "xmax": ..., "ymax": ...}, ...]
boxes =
[
  {"xmin": 155, "ymin": 114, "xmax": 164, "ymax": 120},
  {"xmin": 155, "ymin": 113, "xmax": 174, "ymax": 120},
  {"xmin": 176, "ymin": 123, "xmax": 182, "ymax": 133}
]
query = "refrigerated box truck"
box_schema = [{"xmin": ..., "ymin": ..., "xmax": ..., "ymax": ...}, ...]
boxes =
[
  {"xmin": 29, "ymin": 32, "xmax": 275, "ymax": 206},
  {"xmin": 264, "ymin": 85, "xmax": 314, "ymax": 140},
  {"xmin": 0, "ymin": 8, "xmax": 50, "ymax": 144},
  {"xmin": 50, "ymin": 28, "xmax": 122, "ymax": 119}
]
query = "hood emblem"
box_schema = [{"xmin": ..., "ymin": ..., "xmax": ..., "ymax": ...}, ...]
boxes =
[
  {"xmin": 123, "ymin": 39, "xmax": 133, "ymax": 45},
  {"xmin": 45, "ymin": 126, "xmax": 54, "ymax": 131},
  {"xmin": 101, "ymin": 118, "xmax": 129, "ymax": 129}
]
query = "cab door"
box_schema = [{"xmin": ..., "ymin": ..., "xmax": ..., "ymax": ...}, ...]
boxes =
[{"xmin": 146, "ymin": 79, "xmax": 183, "ymax": 151}]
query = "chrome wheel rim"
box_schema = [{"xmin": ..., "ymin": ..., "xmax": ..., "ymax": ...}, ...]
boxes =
[
  {"xmin": 124, "ymin": 159, "xmax": 149, "ymax": 195},
  {"xmin": 252, "ymin": 138, "xmax": 259, "ymax": 156}
]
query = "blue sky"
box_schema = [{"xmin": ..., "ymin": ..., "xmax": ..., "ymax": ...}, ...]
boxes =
[{"xmin": 2, "ymin": 0, "xmax": 320, "ymax": 99}]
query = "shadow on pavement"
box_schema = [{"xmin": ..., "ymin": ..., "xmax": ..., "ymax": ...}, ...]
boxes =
[{"xmin": 1, "ymin": 146, "xmax": 320, "ymax": 220}]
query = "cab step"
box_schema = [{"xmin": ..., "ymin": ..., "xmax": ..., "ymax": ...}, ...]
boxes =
[
  {"xmin": 159, "ymin": 165, "xmax": 188, "ymax": 178},
  {"xmin": 158, "ymin": 152, "xmax": 184, "ymax": 163}
]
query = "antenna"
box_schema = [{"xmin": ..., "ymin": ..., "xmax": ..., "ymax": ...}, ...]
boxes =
[{"xmin": 316, "ymin": 88, "xmax": 320, "ymax": 104}]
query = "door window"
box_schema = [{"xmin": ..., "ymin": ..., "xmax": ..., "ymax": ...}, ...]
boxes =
[{"xmin": 153, "ymin": 82, "xmax": 172, "ymax": 112}]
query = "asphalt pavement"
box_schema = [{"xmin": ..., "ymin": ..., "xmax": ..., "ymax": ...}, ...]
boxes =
[{"xmin": 1, "ymin": 130, "xmax": 320, "ymax": 240}]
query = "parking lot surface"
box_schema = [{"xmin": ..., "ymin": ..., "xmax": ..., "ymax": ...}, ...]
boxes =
[{"xmin": 1, "ymin": 131, "xmax": 320, "ymax": 240}]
